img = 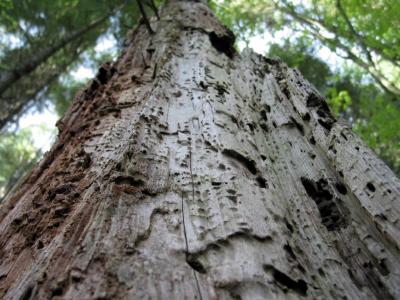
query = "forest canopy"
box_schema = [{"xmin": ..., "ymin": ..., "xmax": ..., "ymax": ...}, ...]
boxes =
[{"xmin": 0, "ymin": 0, "xmax": 399, "ymax": 198}]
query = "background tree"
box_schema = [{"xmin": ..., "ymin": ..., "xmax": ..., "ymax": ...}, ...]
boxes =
[
  {"xmin": 0, "ymin": 0, "xmax": 143, "ymax": 129},
  {"xmin": 0, "ymin": 128, "xmax": 40, "ymax": 200}
]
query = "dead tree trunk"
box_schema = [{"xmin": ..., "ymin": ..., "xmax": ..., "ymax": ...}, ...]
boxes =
[{"xmin": 0, "ymin": 1, "xmax": 399, "ymax": 299}]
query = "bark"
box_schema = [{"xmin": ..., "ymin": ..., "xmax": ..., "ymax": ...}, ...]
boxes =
[{"xmin": 0, "ymin": 1, "xmax": 399, "ymax": 299}]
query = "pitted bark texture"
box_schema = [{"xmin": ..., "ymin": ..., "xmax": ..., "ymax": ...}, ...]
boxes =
[{"xmin": 1, "ymin": 1, "xmax": 399, "ymax": 299}]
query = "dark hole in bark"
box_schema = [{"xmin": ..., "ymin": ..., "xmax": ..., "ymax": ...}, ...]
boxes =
[
  {"xmin": 89, "ymin": 79, "xmax": 99, "ymax": 92},
  {"xmin": 215, "ymin": 83, "xmax": 228, "ymax": 96},
  {"xmin": 256, "ymin": 176, "xmax": 267, "ymax": 188},
  {"xmin": 11, "ymin": 216, "xmax": 24, "ymax": 227},
  {"xmin": 378, "ymin": 214, "xmax": 388, "ymax": 221},
  {"xmin": 318, "ymin": 119, "xmax": 333, "ymax": 131},
  {"xmin": 142, "ymin": 189, "xmax": 156, "ymax": 196},
  {"xmin": 341, "ymin": 132, "xmax": 348, "ymax": 141},
  {"xmin": 247, "ymin": 123, "xmax": 255, "ymax": 132},
  {"xmin": 316, "ymin": 107, "xmax": 328, "ymax": 118},
  {"xmin": 54, "ymin": 206, "xmax": 70, "ymax": 218},
  {"xmin": 37, "ymin": 240, "xmax": 44, "ymax": 250},
  {"xmin": 222, "ymin": 149, "xmax": 257, "ymax": 175},
  {"xmin": 376, "ymin": 280, "xmax": 384, "ymax": 288},
  {"xmin": 211, "ymin": 181, "xmax": 222, "ymax": 186},
  {"xmin": 306, "ymin": 92, "xmax": 335, "ymax": 134},
  {"xmin": 297, "ymin": 264, "xmax": 306, "ymax": 274},
  {"xmin": 227, "ymin": 195, "xmax": 237, "ymax": 203},
  {"xmin": 307, "ymin": 93, "xmax": 330, "ymax": 112},
  {"xmin": 186, "ymin": 254, "xmax": 207, "ymax": 274},
  {"xmin": 49, "ymin": 184, "xmax": 73, "ymax": 200},
  {"xmin": 208, "ymin": 30, "xmax": 235, "ymax": 58},
  {"xmin": 306, "ymin": 92, "xmax": 322, "ymax": 107},
  {"xmin": 289, "ymin": 117, "xmax": 304, "ymax": 135},
  {"xmin": 81, "ymin": 153, "xmax": 91, "ymax": 169},
  {"xmin": 285, "ymin": 219, "xmax": 294, "ymax": 233},
  {"xmin": 302, "ymin": 113, "xmax": 311, "ymax": 121},
  {"xmin": 260, "ymin": 122, "xmax": 269, "ymax": 132},
  {"xmin": 282, "ymin": 88, "xmax": 290, "ymax": 100},
  {"xmin": 260, "ymin": 110, "xmax": 268, "ymax": 121},
  {"xmin": 309, "ymin": 136, "xmax": 316, "ymax": 145},
  {"xmin": 199, "ymin": 80, "xmax": 207, "ymax": 90},
  {"xmin": 263, "ymin": 265, "xmax": 308, "ymax": 296},
  {"xmin": 300, "ymin": 177, "xmax": 345, "ymax": 231},
  {"xmin": 379, "ymin": 259, "xmax": 390, "ymax": 276},
  {"xmin": 284, "ymin": 244, "xmax": 297, "ymax": 260},
  {"xmin": 301, "ymin": 178, "xmax": 330, "ymax": 201},
  {"xmin": 335, "ymin": 182, "xmax": 347, "ymax": 195},
  {"xmin": 96, "ymin": 67, "xmax": 109, "ymax": 85},
  {"xmin": 51, "ymin": 286, "xmax": 64, "ymax": 297},
  {"xmin": 20, "ymin": 286, "xmax": 34, "ymax": 300},
  {"xmin": 366, "ymin": 182, "xmax": 376, "ymax": 192},
  {"xmin": 114, "ymin": 175, "xmax": 144, "ymax": 187}
]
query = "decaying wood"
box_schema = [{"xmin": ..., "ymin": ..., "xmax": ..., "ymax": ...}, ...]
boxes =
[{"xmin": 0, "ymin": 1, "xmax": 399, "ymax": 299}]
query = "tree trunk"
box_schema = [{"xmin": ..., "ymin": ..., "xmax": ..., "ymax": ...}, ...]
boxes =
[{"xmin": 0, "ymin": 1, "xmax": 399, "ymax": 299}]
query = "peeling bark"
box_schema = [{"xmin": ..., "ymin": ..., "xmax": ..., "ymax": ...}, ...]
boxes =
[{"xmin": 0, "ymin": 1, "xmax": 399, "ymax": 299}]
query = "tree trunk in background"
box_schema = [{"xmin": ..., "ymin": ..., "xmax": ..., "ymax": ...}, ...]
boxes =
[
  {"xmin": 0, "ymin": 11, "xmax": 111, "ymax": 96},
  {"xmin": 0, "ymin": 10, "xmax": 115, "ymax": 131},
  {"xmin": 0, "ymin": 45, "xmax": 83, "ymax": 130},
  {"xmin": 0, "ymin": 1, "xmax": 399, "ymax": 299}
]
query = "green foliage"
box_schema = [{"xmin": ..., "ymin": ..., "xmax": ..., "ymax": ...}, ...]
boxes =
[
  {"xmin": 209, "ymin": 0, "xmax": 273, "ymax": 44},
  {"xmin": 0, "ymin": 128, "xmax": 41, "ymax": 198},
  {"xmin": 213, "ymin": 0, "xmax": 400, "ymax": 96},
  {"xmin": 0, "ymin": 0, "xmax": 16, "ymax": 29},
  {"xmin": 326, "ymin": 89, "xmax": 352, "ymax": 115},
  {"xmin": 353, "ymin": 96, "xmax": 400, "ymax": 173},
  {"xmin": 50, "ymin": 76, "xmax": 85, "ymax": 117},
  {"xmin": 0, "ymin": 0, "xmax": 143, "ymax": 128}
]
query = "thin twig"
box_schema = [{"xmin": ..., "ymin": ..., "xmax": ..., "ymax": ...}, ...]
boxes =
[{"xmin": 136, "ymin": 0, "xmax": 154, "ymax": 34}]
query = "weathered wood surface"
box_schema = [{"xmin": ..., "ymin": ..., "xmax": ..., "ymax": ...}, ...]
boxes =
[{"xmin": 0, "ymin": 1, "xmax": 399, "ymax": 299}]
